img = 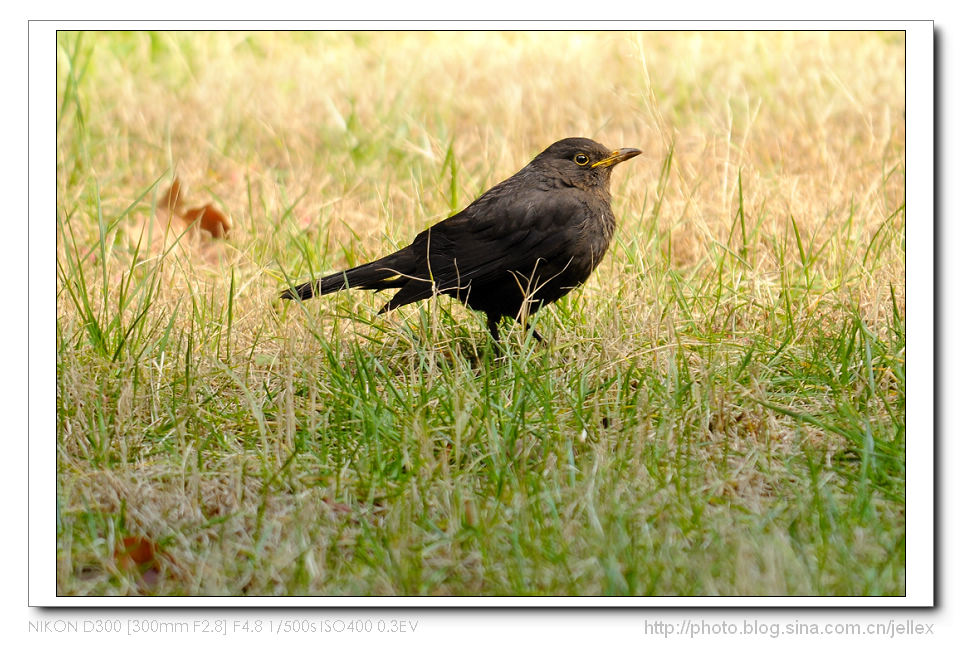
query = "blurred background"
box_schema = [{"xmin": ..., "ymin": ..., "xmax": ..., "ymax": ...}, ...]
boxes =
[{"xmin": 57, "ymin": 31, "xmax": 904, "ymax": 276}]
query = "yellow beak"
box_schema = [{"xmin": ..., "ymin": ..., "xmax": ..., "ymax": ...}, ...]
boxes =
[{"xmin": 591, "ymin": 147, "xmax": 642, "ymax": 168}]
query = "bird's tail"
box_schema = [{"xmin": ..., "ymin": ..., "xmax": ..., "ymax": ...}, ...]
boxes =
[{"xmin": 280, "ymin": 248, "xmax": 415, "ymax": 301}]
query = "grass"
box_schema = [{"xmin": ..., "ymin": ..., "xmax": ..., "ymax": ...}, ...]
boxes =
[{"xmin": 56, "ymin": 31, "xmax": 905, "ymax": 596}]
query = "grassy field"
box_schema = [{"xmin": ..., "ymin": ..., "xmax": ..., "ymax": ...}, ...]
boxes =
[{"xmin": 56, "ymin": 31, "xmax": 905, "ymax": 596}]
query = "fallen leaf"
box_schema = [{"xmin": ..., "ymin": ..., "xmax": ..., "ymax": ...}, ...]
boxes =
[
  {"xmin": 158, "ymin": 178, "xmax": 184, "ymax": 213},
  {"xmin": 180, "ymin": 203, "xmax": 231, "ymax": 238},
  {"xmin": 115, "ymin": 536, "xmax": 156, "ymax": 570},
  {"xmin": 114, "ymin": 535, "xmax": 165, "ymax": 593}
]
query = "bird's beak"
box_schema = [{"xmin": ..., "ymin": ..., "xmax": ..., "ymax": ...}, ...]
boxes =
[{"xmin": 592, "ymin": 147, "xmax": 642, "ymax": 168}]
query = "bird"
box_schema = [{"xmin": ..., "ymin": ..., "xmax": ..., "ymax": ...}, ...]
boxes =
[{"xmin": 280, "ymin": 137, "xmax": 641, "ymax": 343}]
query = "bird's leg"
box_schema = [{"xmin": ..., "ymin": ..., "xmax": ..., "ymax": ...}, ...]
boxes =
[
  {"xmin": 526, "ymin": 324, "xmax": 545, "ymax": 344},
  {"xmin": 486, "ymin": 313, "xmax": 502, "ymax": 343},
  {"xmin": 485, "ymin": 313, "xmax": 507, "ymax": 359},
  {"xmin": 518, "ymin": 309, "xmax": 545, "ymax": 344}
]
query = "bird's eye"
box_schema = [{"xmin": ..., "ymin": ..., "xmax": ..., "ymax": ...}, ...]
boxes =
[{"xmin": 574, "ymin": 153, "xmax": 590, "ymax": 166}]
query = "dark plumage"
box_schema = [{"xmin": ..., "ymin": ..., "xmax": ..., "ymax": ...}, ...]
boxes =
[{"xmin": 281, "ymin": 137, "xmax": 641, "ymax": 342}]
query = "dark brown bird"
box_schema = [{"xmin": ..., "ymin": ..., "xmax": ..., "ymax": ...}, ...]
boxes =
[{"xmin": 281, "ymin": 137, "xmax": 641, "ymax": 342}]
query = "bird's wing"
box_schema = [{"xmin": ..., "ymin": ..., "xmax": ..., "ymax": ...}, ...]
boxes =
[
  {"xmin": 379, "ymin": 181, "xmax": 592, "ymax": 313},
  {"xmin": 413, "ymin": 185, "xmax": 587, "ymax": 293}
]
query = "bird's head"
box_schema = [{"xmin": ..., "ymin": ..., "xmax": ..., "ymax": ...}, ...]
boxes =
[{"xmin": 530, "ymin": 137, "xmax": 642, "ymax": 189}]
